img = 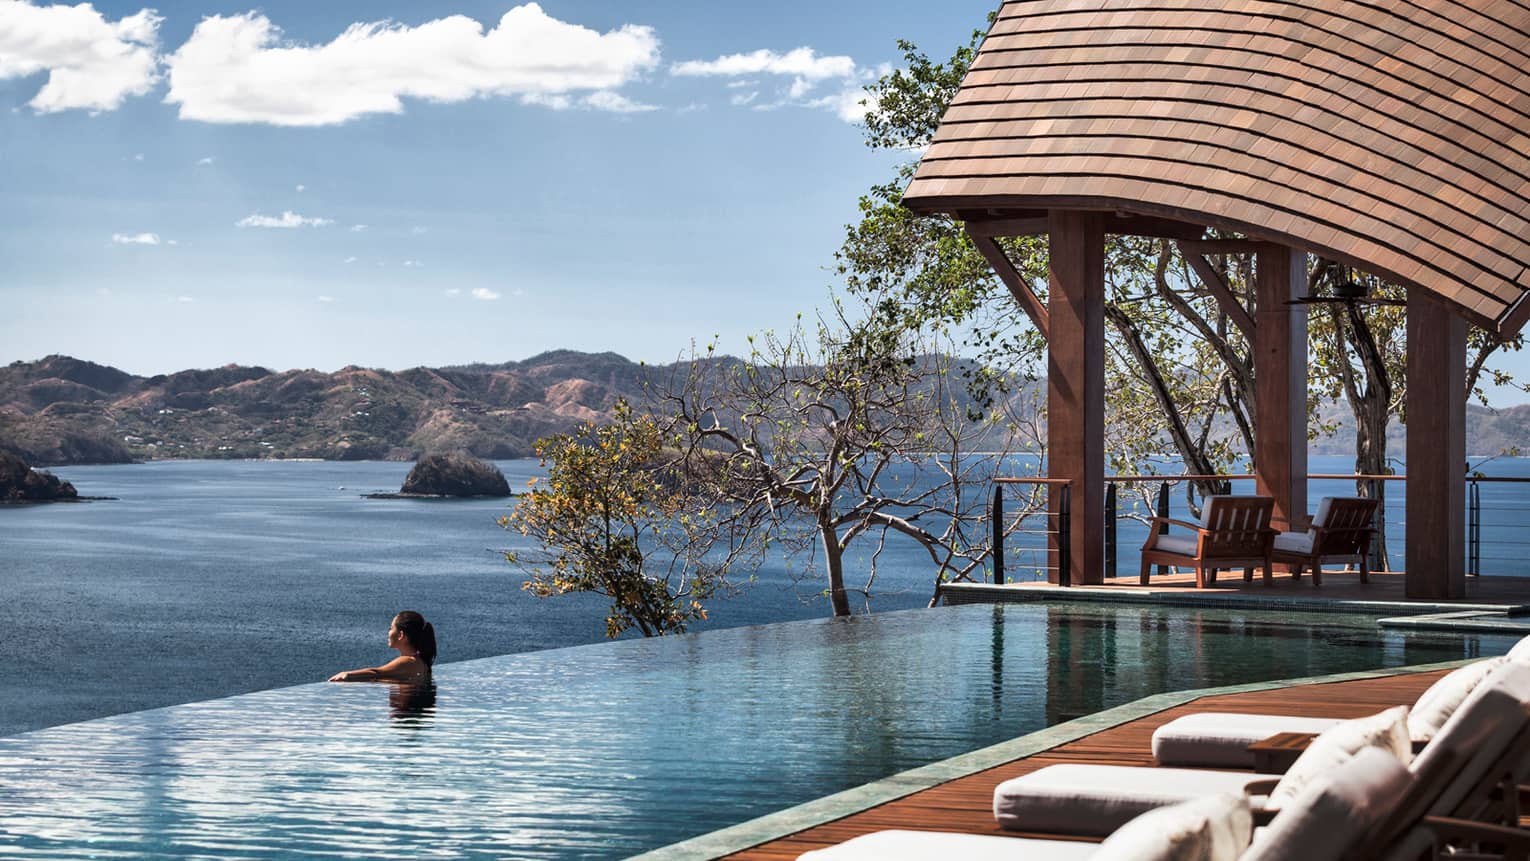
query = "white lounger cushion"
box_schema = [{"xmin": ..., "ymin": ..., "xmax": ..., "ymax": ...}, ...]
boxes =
[
  {"xmin": 993, "ymin": 764, "xmax": 1274, "ymax": 836},
  {"xmin": 794, "ymin": 830, "xmax": 1099, "ymax": 861},
  {"xmin": 1411, "ymin": 659, "xmax": 1530, "ymax": 817},
  {"xmin": 798, "ymin": 794, "xmax": 1252, "ymax": 861},
  {"xmin": 1407, "ymin": 656, "xmax": 1508, "ymax": 742},
  {"xmin": 1508, "ymin": 633, "xmax": 1530, "ymax": 664},
  {"xmin": 1152, "ymin": 713, "xmax": 1343, "ymax": 768},
  {"xmin": 1153, "ymin": 534, "xmax": 1199, "ymax": 556},
  {"xmin": 1267, "ymin": 705, "xmax": 1410, "ymax": 810},
  {"xmin": 1243, "ymin": 747, "xmax": 1412, "ymax": 861}
]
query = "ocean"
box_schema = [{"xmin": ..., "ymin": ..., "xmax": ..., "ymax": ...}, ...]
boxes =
[{"xmin": 2, "ymin": 454, "xmax": 1526, "ymax": 737}]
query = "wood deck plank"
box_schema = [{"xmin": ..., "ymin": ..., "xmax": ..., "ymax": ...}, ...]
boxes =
[{"xmin": 724, "ymin": 670, "xmax": 1449, "ymax": 860}]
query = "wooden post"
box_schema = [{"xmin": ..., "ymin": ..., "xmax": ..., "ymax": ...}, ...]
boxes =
[
  {"xmin": 1406, "ymin": 293, "xmax": 1466, "ymax": 599},
  {"xmin": 1254, "ymin": 247, "xmax": 1308, "ymax": 531},
  {"xmin": 1047, "ymin": 210, "xmax": 1104, "ymax": 585}
]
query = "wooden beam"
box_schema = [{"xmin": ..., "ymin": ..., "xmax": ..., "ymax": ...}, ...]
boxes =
[
  {"xmin": 968, "ymin": 231, "xmax": 1050, "ymax": 339},
  {"xmin": 1179, "ymin": 244, "xmax": 1255, "ymax": 339},
  {"xmin": 1180, "ymin": 238, "xmax": 1280, "ymax": 255},
  {"xmin": 1047, "ymin": 210, "xmax": 1105, "ymax": 585},
  {"xmin": 1105, "ymin": 215, "xmax": 1207, "ymax": 241},
  {"xmin": 964, "ymin": 217, "xmax": 1049, "ymax": 238},
  {"xmin": 1253, "ymin": 247, "xmax": 1308, "ymax": 532},
  {"xmin": 1406, "ymin": 293, "xmax": 1467, "ymax": 599}
]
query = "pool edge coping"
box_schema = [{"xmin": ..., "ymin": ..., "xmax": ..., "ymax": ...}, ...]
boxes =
[{"xmin": 627, "ymin": 657, "xmax": 1480, "ymax": 861}]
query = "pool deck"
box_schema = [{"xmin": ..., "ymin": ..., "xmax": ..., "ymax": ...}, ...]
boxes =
[
  {"xmin": 648, "ymin": 663, "xmax": 1456, "ymax": 856},
  {"xmin": 939, "ymin": 570, "xmax": 1530, "ymax": 632},
  {"xmin": 636, "ymin": 661, "xmax": 1478, "ymax": 861}
]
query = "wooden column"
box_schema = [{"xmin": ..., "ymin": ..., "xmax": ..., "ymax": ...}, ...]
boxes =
[
  {"xmin": 1406, "ymin": 293, "xmax": 1466, "ymax": 599},
  {"xmin": 1047, "ymin": 211, "xmax": 1104, "ymax": 584},
  {"xmin": 1253, "ymin": 247, "xmax": 1308, "ymax": 531}
]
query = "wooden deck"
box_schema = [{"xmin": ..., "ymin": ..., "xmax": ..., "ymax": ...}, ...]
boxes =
[
  {"xmin": 959, "ymin": 569, "xmax": 1530, "ymax": 606},
  {"xmin": 724, "ymin": 669, "xmax": 1450, "ymax": 860}
]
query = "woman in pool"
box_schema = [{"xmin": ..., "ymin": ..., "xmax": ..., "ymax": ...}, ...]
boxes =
[{"xmin": 328, "ymin": 611, "xmax": 436, "ymax": 683}]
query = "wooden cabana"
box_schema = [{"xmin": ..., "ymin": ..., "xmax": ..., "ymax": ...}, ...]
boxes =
[{"xmin": 901, "ymin": 0, "xmax": 1530, "ymax": 599}]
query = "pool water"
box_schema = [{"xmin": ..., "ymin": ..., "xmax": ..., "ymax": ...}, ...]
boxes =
[{"xmin": 0, "ymin": 603, "xmax": 1514, "ymax": 859}]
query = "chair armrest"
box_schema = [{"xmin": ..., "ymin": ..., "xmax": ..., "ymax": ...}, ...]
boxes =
[
  {"xmin": 1147, "ymin": 517, "xmax": 1204, "ymax": 533},
  {"xmin": 1422, "ymin": 815, "xmax": 1530, "ymax": 859}
]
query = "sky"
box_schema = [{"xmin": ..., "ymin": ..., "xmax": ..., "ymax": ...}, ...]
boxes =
[
  {"xmin": 1, "ymin": 0, "xmax": 996, "ymax": 377},
  {"xmin": 4, "ymin": 0, "xmax": 1528, "ymax": 406}
]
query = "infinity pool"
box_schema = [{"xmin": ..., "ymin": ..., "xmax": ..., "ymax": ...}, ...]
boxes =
[{"xmin": 0, "ymin": 603, "xmax": 1514, "ymax": 859}]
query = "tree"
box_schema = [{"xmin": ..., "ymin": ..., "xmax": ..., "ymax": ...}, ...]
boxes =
[
  {"xmin": 499, "ymin": 401, "xmax": 741, "ymax": 638},
  {"xmin": 659, "ymin": 311, "xmax": 1038, "ymax": 616}
]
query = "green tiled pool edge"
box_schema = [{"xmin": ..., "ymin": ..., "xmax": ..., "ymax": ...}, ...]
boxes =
[{"xmin": 629, "ymin": 658, "xmax": 1479, "ymax": 861}]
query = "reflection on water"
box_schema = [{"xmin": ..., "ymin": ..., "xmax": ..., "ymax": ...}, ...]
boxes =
[
  {"xmin": 0, "ymin": 603, "xmax": 1516, "ymax": 860},
  {"xmin": 389, "ymin": 681, "xmax": 437, "ymax": 726}
]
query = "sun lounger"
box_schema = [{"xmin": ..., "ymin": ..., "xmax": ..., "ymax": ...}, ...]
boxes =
[
  {"xmin": 1152, "ymin": 655, "xmax": 1513, "ymax": 768},
  {"xmin": 798, "ymin": 747, "xmax": 1409, "ymax": 861},
  {"xmin": 994, "ymin": 660, "xmax": 1530, "ymax": 842}
]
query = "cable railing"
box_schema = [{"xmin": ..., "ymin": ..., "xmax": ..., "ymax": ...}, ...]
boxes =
[{"xmin": 991, "ymin": 472, "xmax": 1530, "ymax": 583}]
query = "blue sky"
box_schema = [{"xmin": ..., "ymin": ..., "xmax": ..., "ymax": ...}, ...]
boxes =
[{"xmin": 2, "ymin": 0, "xmax": 995, "ymax": 375}]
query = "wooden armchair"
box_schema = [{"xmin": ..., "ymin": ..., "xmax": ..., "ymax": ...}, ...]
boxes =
[
  {"xmin": 1139, "ymin": 495, "xmax": 1276, "ymax": 588},
  {"xmin": 1273, "ymin": 496, "xmax": 1380, "ymax": 585}
]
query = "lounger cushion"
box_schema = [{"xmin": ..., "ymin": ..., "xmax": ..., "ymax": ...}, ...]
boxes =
[
  {"xmin": 1267, "ymin": 705, "xmax": 1411, "ymax": 810},
  {"xmin": 794, "ymin": 830, "xmax": 1099, "ymax": 861},
  {"xmin": 1093, "ymin": 792, "xmax": 1251, "ymax": 861},
  {"xmin": 1272, "ymin": 531, "xmax": 1313, "ymax": 555},
  {"xmin": 993, "ymin": 764, "xmax": 1273, "ymax": 836},
  {"xmin": 1153, "ymin": 534, "xmax": 1199, "ymax": 556},
  {"xmin": 1407, "ymin": 657, "xmax": 1508, "ymax": 742},
  {"xmin": 1411, "ymin": 659, "xmax": 1530, "ymax": 817},
  {"xmin": 1243, "ymin": 747, "xmax": 1412, "ymax": 861},
  {"xmin": 1152, "ymin": 712, "xmax": 1343, "ymax": 768},
  {"xmin": 1508, "ymin": 633, "xmax": 1530, "ymax": 664}
]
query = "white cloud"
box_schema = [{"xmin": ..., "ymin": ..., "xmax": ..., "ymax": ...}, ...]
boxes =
[
  {"xmin": 196, "ymin": 155, "xmax": 215, "ymax": 165},
  {"xmin": 807, "ymin": 83, "xmax": 873, "ymax": 124},
  {"xmin": 0, "ymin": 2, "xmax": 162, "ymax": 113},
  {"xmin": 166, "ymin": 238, "xmax": 178, "ymax": 245},
  {"xmin": 111, "ymin": 232, "xmax": 160, "ymax": 245},
  {"xmin": 350, "ymin": 224, "xmax": 367, "ymax": 232},
  {"xmin": 403, "ymin": 259, "xmax": 420, "ymax": 267},
  {"xmin": 131, "ymin": 152, "xmax": 144, "ymax": 161},
  {"xmin": 295, "ymin": 183, "xmax": 305, "ymax": 192},
  {"xmin": 582, "ymin": 90, "xmax": 657, "ymax": 113},
  {"xmin": 343, "ymin": 256, "xmax": 357, "ymax": 264},
  {"xmin": 725, "ymin": 79, "xmax": 757, "ymax": 89},
  {"xmin": 236, "ymin": 210, "xmax": 333, "ymax": 229},
  {"xmin": 672, "ymin": 48, "xmax": 853, "ymax": 81},
  {"xmin": 163, "ymin": 3, "xmax": 660, "ymax": 126},
  {"xmin": 730, "ymin": 91, "xmax": 758, "ymax": 107},
  {"xmin": 444, "ymin": 288, "xmax": 461, "ymax": 296},
  {"xmin": 471, "ymin": 287, "xmax": 499, "ymax": 301},
  {"xmin": 409, "ymin": 225, "xmax": 428, "ymax": 235},
  {"xmin": 317, "ymin": 295, "xmax": 335, "ymax": 303},
  {"xmin": 176, "ymin": 295, "xmax": 194, "ymax": 303},
  {"xmin": 511, "ymin": 287, "xmax": 526, "ymax": 297}
]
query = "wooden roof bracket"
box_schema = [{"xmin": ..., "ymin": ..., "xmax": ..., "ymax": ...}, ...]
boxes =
[
  {"xmin": 967, "ymin": 229, "xmax": 1050, "ymax": 340},
  {"xmin": 1177, "ymin": 241, "xmax": 1255, "ymax": 339}
]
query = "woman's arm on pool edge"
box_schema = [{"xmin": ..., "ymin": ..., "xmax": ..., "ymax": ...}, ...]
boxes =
[{"xmin": 328, "ymin": 656, "xmax": 424, "ymax": 682}]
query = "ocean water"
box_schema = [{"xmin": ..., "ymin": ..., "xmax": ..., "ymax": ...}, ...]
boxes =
[{"xmin": 3, "ymin": 455, "xmax": 1526, "ymax": 738}]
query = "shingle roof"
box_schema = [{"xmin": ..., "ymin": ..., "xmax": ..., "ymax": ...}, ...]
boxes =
[{"xmin": 901, "ymin": 0, "xmax": 1530, "ymax": 337}]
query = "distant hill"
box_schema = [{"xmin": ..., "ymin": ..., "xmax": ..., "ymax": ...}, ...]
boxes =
[
  {"xmin": 0, "ymin": 352, "xmax": 656, "ymax": 465},
  {"xmin": 3, "ymin": 353, "xmax": 1527, "ymax": 466}
]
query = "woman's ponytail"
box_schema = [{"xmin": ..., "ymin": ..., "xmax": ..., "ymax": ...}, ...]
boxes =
[{"xmin": 419, "ymin": 622, "xmax": 437, "ymax": 667}]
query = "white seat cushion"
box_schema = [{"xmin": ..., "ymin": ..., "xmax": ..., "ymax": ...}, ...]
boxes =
[
  {"xmin": 1272, "ymin": 531, "xmax": 1314, "ymax": 555},
  {"xmin": 1243, "ymin": 747, "xmax": 1412, "ymax": 861},
  {"xmin": 795, "ymin": 830, "xmax": 1100, "ymax": 861},
  {"xmin": 1152, "ymin": 712, "xmax": 1344, "ymax": 768},
  {"xmin": 1267, "ymin": 706, "xmax": 1411, "ymax": 810},
  {"xmin": 993, "ymin": 764, "xmax": 1275, "ymax": 835},
  {"xmin": 1093, "ymin": 792, "xmax": 1251, "ymax": 861},
  {"xmin": 1153, "ymin": 534, "xmax": 1199, "ymax": 556},
  {"xmin": 1407, "ymin": 657, "xmax": 1508, "ymax": 742},
  {"xmin": 1411, "ymin": 660, "xmax": 1530, "ymax": 816}
]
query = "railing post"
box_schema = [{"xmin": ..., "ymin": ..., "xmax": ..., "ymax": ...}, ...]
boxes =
[
  {"xmin": 991, "ymin": 484, "xmax": 1004, "ymax": 585},
  {"xmin": 1468, "ymin": 478, "xmax": 1480, "ymax": 578},
  {"xmin": 1058, "ymin": 483, "xmax": 1073, "ymax": 588},
  {"xmin": 1156, "ymin": 481, "xmax": 1171, "ymax": 578},
  {"xmin": 1104, "ymin": 481, "xmax": 1117, "ymax": 580}
]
